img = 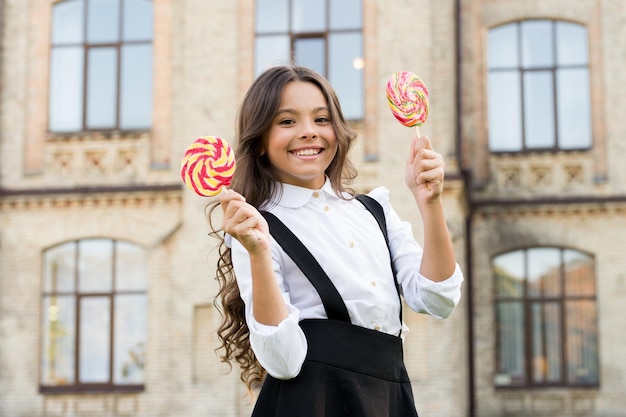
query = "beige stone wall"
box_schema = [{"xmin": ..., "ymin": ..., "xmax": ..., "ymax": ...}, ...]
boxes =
[
  {"xmin": 461, "ymin": 0, "xmax": 626, "ymax": 416},
  {"xmin": 471, "ymin": 205, "xmax": 626, "ymax": 416},
  {"xmin": 5, "ymin": 0, "xmax": 625, "ymax": 416},
  {"xmin": 0, "ymin": 0, "xmax": 469, "ymax": 416}
]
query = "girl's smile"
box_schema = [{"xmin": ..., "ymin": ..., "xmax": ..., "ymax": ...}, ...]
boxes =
[{"xmin": 263, "ymin": 81, "xmax": 338, "ymax": 189}]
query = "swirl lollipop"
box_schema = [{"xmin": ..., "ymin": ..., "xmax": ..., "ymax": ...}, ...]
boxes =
[
  {"xmin": 386, "ymin": 71, "xmax": 429, "ymax": 135},
  {"xmin": 180, "ymin": 136, "xmax": 236, "ymax": 197}
]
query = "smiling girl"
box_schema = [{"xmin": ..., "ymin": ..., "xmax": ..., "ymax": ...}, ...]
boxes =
[{"xmin": 208, "ymin": 65, "xmax": 463, "ymax": 417}]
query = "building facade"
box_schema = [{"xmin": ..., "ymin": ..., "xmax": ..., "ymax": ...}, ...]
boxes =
[{"xmin": 0, "ymin": 0, "xmax": 624, "ymax": 416}]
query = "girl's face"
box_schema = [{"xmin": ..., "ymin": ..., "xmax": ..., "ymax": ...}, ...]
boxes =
[{"xmin": 263, "ymin": 80, "xmax": 338, "ymax": 189}]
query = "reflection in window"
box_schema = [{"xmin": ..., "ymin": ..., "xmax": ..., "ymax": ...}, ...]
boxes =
[
  {"xmin": 493, "ymin": 247, "xmax": 598, "ymax": 388},
  {"xmin": 487, "ymin": 20, "xmax": 591, "ymax": 152},
  {"xmin": 40, "ymin": 239, "xmax": 147, "ymax": 392},
  {"xmin": 255, "ymin": 0, "xmax": 363, "ymax": 119},
  {"xmin": 49, "ymin": 0, "xmax": 153, "ymax": 132}
]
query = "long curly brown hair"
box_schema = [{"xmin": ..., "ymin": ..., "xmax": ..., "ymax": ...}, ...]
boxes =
[
  {"xmin": 208, "ymin": 65, "xmax": 358, "ymax": 391},
  {"xmin": 207, "ymin": 66, "xmax": 357, "ymax": 391}
]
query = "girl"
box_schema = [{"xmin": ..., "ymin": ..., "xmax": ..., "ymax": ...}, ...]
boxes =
[{"xmin": 209, "ymin": 65, "xmax": 463, "ymax": 416}]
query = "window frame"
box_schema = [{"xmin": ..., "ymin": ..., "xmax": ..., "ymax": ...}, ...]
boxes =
[
  {"xmin": 48, "ymin": 0, "xmax": 154, "ymax": 134},
  {"xmin": 492, "ymin": 246, "xmax": 599, "ymax": 389},
  {"xmin": 39, "ymin": 238, "xmax": 147, "ymax": 394},
  {"xmin": 254, "ymin": 0, "xmax": 364, "ymax": 120},
  {"xmin": 487, "ymin": 19, "xmax": 592, "ymax": 154}
]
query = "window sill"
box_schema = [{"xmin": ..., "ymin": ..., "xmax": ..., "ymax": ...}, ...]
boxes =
[{"xmin": 40, "ymin": 384, "xmax": 145, "ymax": 395}]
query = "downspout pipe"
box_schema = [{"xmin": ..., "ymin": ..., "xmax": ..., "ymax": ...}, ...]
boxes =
[{"xmin": 454, "ymin": 1, "xmax": 476, "ymax": 416}]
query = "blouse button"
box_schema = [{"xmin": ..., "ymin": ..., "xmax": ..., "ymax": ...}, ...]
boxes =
[
  {"xmin": 324, "ymin": 205, "xmax": 330, "ymax": 211},
  {"xmin": 374, "ymin": 325, "xmax": 381, "ymax": 331},
  {"xmin": 348, "ymin": 242, "xmax": 355, "ymax": 248},
  {"xmin": 312, "ymin": 192, "xmax": 320, "ymax": 198},
  {"xmin": 370, "ymin": 281, "xmax": 377, "ymax": 287}
]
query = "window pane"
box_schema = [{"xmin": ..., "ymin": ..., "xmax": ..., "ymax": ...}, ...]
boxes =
[
  {"xmin": 294, "ymin": 37, "xmax": 325, "ymax": 75},
  {"xmin": 531, "ymin": 302, "xmax": 562, "ymax": 383},
  {"xmin": 566, "ymin": 300, "xmax": 599, "ymax": 384},
  {"xmin": 527, "ymin": 248, "xmax": 561, "ymax": 297},
  {"xmin": 79, "ymin": 297, "xmax": 111, "ymax": 382},
  {"xmin": 114, "ymin": 295, "xmax": 146, "ymax": 383},
  {"xmin": 86, "ymin": 47, "xmax": 118, "ymax": 129},
  {"xmin": 87, "ymin": 0, "xmax": 120, "ymax": 43},
  {"xmin": 49, "ymin": 47, "xmax": 84, "ymax": 132},
  {"xmin": 488, "ymin": 71, "xmax": 522, "ymax": 151},
  {"xmin": 488, "ymin": 23, "xmax": 518, "ymax": 68},
  {"xmin": 329, "ymin": 33, "xmax": 363, "ymax": 120},
  {"xmin": 329, "ymin": 0, "xmax": 361, "ymax": 30},
  {"xmin": 41, "ymin": 295, "xmax": 76, "ymax": 385},
  {"xmin": 52, "ymin": 0, "xmax": 84, "ymax": 44},
  {"xmin": 255, "ymin": 35, "xmax": 290, "ymax": 75},
  {"xmin": 544, "ymin": 303, "xmax": 562, "ymax": 382},
  {"xmin": 524, "ymin": 70, "xmax": 555, "ymax": 149},
  {"xmin": 115, "ymin": 241, "xmax": 147, "ymax": 291},
  {"xmin": 123, "ymin": 0, "xmax": 153, "ymax": 41},
  {"xmin": 564, "ymin": 250, "xmax": 594, "ymax": 296},
  {"xmin": 521, "ymin": 20, "xmax": 553, "ymax": 68},
  {"xmin": 496, "ymin": 301, "xmax": 526, "ymax": 385},
  {"xmin": 120, "ymin": 44, "xmax": 153, "ymax": 129},
  {"xmin": 43, "ymin": 242, "xmax": 76, "ymax": 293},
  {"xmin": 556, "ymin": 22, "xmax": 587, "ymax": 66},
  {"xmin": 292, "ymin": 0, "xmax": 325, "ymax": 33},
  {"xmin": 256, "ymin": 0, "xmax": 289, "ymax": 33},
  {"xmin": 557, "ymin": 68, "xmax": 592, "ymax": 149},
  {"xmin": 78, "ymin": 239, "xmax": 113, "ymax": 293},
  {"xmin": 493, "ymin": 251, "xmax": 525, "ymax": 298}
]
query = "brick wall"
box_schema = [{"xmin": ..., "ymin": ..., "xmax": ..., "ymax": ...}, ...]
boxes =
[{"xmin": 3, "ymin": 0, "xmax": 625, "ymax": 416}]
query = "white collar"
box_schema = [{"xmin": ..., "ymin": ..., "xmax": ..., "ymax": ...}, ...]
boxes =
[{"xmin": 265, "ymin": 178, "xmax": 347, "ymax": 209}]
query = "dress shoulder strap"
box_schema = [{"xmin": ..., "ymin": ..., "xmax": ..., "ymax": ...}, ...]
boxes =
[{"xmin": 260, "ymin": 211, "xmax": 351, "ymax": 323}]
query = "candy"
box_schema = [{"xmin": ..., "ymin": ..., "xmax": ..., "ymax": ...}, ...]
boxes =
[
  {"xmin": 180, "ymin": 136, "xmax": 236, "ymax": 197},
  {"xmin": 386, "ymin": 71, "xmax": 429, "ymax": 128}
]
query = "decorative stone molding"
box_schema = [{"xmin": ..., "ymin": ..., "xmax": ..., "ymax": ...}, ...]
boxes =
[
  {"xmin": 478, "ymin": 152, "xmax": 594, "ymax": 198},
  {"xmin": 0, "ymin": 189, "xmax": 182, "ymax": 211},
  {"xmin": 40, "ymin": 132, "xmax": 158, "ymax": 186}
]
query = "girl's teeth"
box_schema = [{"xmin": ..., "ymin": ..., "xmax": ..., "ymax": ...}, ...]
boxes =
[{"xmin": 294, "ymin": 149, "xmax": 319, "ymax": 156}]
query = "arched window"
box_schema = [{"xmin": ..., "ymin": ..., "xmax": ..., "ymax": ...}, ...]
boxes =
[
  {"xmin": 255, "ymin": 0, "xmax": 364, "ymax": 120},
  {"xmin": 40, "ymin": 239, "xmax": 147, "ymax": 392},
  {"xmin": 48, "ymin": 0, "xmax": 153, "ymax": 133},
  {"xmin": 487, "ymin": 20, "xmax": 591, "ymax": 152},
  {"xmin": 493, "ymin": 247, "xmax": 598, "ymax": 387}
]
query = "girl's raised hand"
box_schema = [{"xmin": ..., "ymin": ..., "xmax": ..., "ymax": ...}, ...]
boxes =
[
  {"xmin": 405, "ymin": 135, "xmax": 445, "ymax": 205},
  {"xmin": 220, "ymin": 190, "xmax": 269, "ymax": 253}
]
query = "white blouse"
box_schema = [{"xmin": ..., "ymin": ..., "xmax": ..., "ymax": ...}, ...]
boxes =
[{"xmin": 226, "ymin": 179, "xmax": 464, "ymax": 380}]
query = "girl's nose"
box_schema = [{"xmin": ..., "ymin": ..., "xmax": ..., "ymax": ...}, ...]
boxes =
[{"xmin": 299, "ymin": 123, "xmax": 318, "ymax": 139}]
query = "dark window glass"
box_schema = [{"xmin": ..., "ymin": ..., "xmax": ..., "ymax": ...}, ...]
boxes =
[
  {"xmin": 40, "ymin": 239, "xmax": 147, "ymax": 392},
  {"xmin": 493, "ymin": 247, "xmax": 598, "ymax": 388},
  {"xmin": 487, "ymin": 20, "xmax": 591, "ymax": 152},
  {"xmin": 49, "ymin": 0, "xmax": 153, "ymax": 133}
]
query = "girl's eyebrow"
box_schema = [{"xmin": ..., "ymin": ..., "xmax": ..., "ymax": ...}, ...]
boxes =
[{"xmin": 275, "ymin": 106, "xmax": 329, "ymax": 116}]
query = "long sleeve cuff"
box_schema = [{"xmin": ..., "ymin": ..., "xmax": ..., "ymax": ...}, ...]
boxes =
[
  {"xmin": 407, "ymin": 263, "xmax": 464, "ymax": 319},
  {"xmin": 248, "ymin": 305, "xmax": 308, "ymax": 380}
]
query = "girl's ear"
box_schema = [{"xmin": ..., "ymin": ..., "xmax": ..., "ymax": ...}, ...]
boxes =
[{"xmin": 259, "ymin": 147, "xmax": 266, "ymax": 156}]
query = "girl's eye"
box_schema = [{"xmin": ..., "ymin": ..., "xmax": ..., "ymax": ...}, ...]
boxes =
[
  {"xmin": 316, "ymin": 116, "xmax": 330, "ymax": 123},
  {"xmin": 278, "ymin": 119, "xmax": 295, "ymax": 125}
]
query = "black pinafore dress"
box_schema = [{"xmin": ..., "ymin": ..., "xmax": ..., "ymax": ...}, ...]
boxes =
[{"xmin": 253, "ymin": 195, "xmax": 419, "ymax": 417}]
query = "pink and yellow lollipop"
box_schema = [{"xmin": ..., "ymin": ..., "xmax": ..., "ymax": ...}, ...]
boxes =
[
  {"xmin": 386, "ymin": 71, "xmax": 429, "ymax": 135},
  {"xmin": 180, "ymin": 136, "xmax": 236, "ymax": 197}
]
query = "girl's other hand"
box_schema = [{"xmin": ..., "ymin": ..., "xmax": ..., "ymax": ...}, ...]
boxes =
[{"xmin": 220, "ymin": 190, "xmax": 269, "ymax": 253}]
